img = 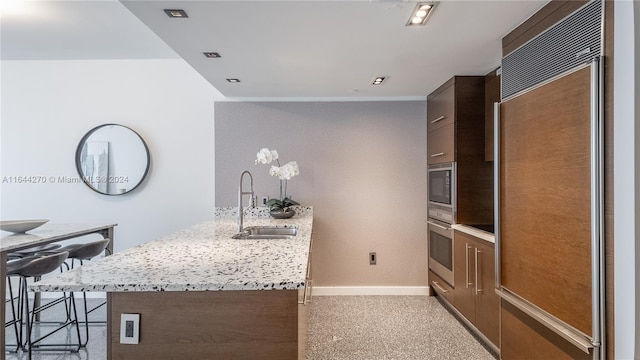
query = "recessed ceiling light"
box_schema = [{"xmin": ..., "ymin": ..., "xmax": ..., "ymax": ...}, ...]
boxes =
[
  {"xmin": 372, "ymin": 76, "xmax": 387, "ymax": 85},
  {"xmin": 164, "ymin": 9, "xmax": 188, "ymax": 18},
  {"xmin": 226, "ymin": 78, "xmax": 241, "ymax": 83},
  {"xmin": 406, "ymin": 2, "xmax": 437, "ymax": 26},
  {"xmin": 203, "ymin": 52, "xmax": 221, "ymax": 58}
]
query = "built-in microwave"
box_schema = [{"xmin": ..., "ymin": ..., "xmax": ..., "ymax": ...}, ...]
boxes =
[
  {"xmin": 428, "ymin": 162, "xmax": 456, "ymax": 224},
  {"xmin": 427, "ymin": 219, "xmax": 454, "ymax": 286}
]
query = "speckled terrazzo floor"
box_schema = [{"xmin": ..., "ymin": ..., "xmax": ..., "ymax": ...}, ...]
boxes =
[
  {"xmin": 5, "ymin": 298, "xmax": 107, "ymax": 360},
  {"xmin": 6, "ymin": 296, "xmax": 496, "ymax": 359},
  {"xmin": 306, "ymin": 296, "xmax": 497, "ymax": 360}
]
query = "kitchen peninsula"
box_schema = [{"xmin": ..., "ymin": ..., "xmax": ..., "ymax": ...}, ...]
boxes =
[{"xmin": 32, "ymin": 207, "xmax": 313, "ymax": 360}]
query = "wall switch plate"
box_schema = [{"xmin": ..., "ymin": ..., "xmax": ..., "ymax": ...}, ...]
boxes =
[
  {"xmin": 261, "ymin": 196, "xmax": 269, "ymax": 205},
  {"xmin": 369, "ymin": 252, "xmax": 377, "ymax": 265},
  {"xmin": 120, "ymin": 313, "xmax": 140, "ymax": 344}
]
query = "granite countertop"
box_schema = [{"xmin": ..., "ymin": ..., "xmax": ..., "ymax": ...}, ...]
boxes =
[
  {"xmin": 451, "ymin": 224, "xmax": 495, "ymax": 244},
  {"xmin": 31, "ymin": 206, "xmax": 313, "ymax": 293}
]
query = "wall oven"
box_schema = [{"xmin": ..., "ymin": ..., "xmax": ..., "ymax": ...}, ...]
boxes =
[
  {"xmin": 427, "ymin": 219, "xmax": 454, "ymax": 286},
  {"xmin": 428, "ymin": 162, "xmax": 456, "ymax": 224}
]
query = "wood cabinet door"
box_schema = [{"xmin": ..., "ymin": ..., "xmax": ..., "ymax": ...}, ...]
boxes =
[
  {"xmin": 453, "ymin": 230, "xmax": 475, "ymax": 322},
  {"xmin": 499, "ymin": 66, "xmax": 593, "ymax": 336},
  {"xmin": 474, "ymin": 240, "xmax": 499, "ymax": 347},
  {"xmin": 427, "ymin": 82, "xmax": 455, "ymax": 132},
  {"xmin": 427, "ymin": 123, "xmax": 455, "ymax": 164}
]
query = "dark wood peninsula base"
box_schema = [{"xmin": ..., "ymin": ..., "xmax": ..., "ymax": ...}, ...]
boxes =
[{"xmin": 108, "ymin": 290, "xmax": 304, "ymax": 360}]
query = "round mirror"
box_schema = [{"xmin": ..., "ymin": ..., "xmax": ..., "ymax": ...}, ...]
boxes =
[{"xmin": 75, "ymin": 124, "xmax": 150, "ymax": 195}]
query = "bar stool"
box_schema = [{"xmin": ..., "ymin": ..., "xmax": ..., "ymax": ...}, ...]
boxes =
[
  {"xmin": 8, "ymin": 243, "xmax": 63, "ymax": 320},
  {"xmin": 53, "ymin": 238, "xmax": 111, "ymax": 346},
  {"xmin": 12, "ymin": 251, "xmax": 82, "ymax": 359},
  {"xmin": 5, "ymin": 256, "xmax": 39, "ymax": 352},
  {"xmin": 11, "ymin": 244, "xmax": 62, "ymax": 258},
  {"xmin": 5, "ymin": 244, "xmax": 63, "ymax": 352}
]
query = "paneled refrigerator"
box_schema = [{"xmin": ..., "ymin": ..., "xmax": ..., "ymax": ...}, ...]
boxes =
[{"xmin": 494, "ymin": 1, "xmax": 605, "ymax": 359}]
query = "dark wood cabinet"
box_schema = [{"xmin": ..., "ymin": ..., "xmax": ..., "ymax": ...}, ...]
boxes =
[
  {"xmin": 427, "ymin": 76, "xmax": 485, "ymax": 165},
  {"xmin": 427, "ymin": 123, "xmax": 454, "ymax": 164},
  {"xmin": 453, "ymin": 230, "xmax": 499, "ymax": 348},
  {"xmin": 484, "ymin": 68, "xmax": 501, "ymax": 161},
  {"xmin": 427, "ymin": 76, "xmax": 494, "ymax": 225},
  {"xmin": 427, "ymin": 82, "xmax": 455, "ymax": 132}
]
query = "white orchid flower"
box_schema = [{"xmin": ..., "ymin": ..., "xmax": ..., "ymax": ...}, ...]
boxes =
[
  {"xmin": 278, "ymin": 161, "xmax": 299, "ymax": 180},
  {"xmin": 269, "ymin": 165, "xmax": 282, "ymax": 177},
  {"xmin": 255, "ymin": 148, "xmax": 279, "ymax": 165}
]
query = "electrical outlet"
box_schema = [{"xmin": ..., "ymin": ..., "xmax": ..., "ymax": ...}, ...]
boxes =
[
  {"xmin": 369, "ymin": 252, "xmax": 377, "ymax": 265},
  {"xmin": 261, "ymin": 196, "xmax": 269, "ymax": 205},
  {"xmin": 120, "ymin": 313, "xmax": 140, "ymax": 344}
]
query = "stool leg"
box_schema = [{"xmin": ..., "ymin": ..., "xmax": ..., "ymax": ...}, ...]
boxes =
[
  {"xmin": 22, "ymin": 277, "xmax": 33, "ymax": 359},
  {"xmin": 5, "ymin": 277, "xmax": 21, "ymax": 352},
  {"xmin": 18, "ymin": 278, "xmax": 26, "ymax": 350},
  {"xmin": 69, "ymin": 293, "xmax": 83, "ymax": 350}
]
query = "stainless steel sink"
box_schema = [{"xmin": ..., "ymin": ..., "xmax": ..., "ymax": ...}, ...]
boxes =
[{"xmin": 232, "ymin": 226, "xmax": 298, "ymax": 239}]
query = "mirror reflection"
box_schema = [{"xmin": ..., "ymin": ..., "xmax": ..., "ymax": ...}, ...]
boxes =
[{"xmin": 76, "ymin": 124, "xmax": 150, "ymax": 195}]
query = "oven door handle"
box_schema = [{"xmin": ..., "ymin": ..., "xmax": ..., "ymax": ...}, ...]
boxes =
[{"xmin": 426, "ymin": 220, "xmax": 450, "ymax": 230}]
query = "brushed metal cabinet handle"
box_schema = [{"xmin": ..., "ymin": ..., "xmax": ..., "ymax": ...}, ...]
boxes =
[
  {"xmin": 430, "ymin": 152, "xmax": 445, "ymax": 157},
  {"xmin": 475, "ymin": 248, "xmax": 482, "ymax": 295},
  {"xmin": 466, "ymin": 243, "xmax": 472, "ymax": 288},
  {"xmin": 430, "ymin": 115, "xmax": 446, "ymax": 124},
  {"xmin": 426, "ymin": 220, "xmax": 450, "ymax": 230},
  {"xmin": 431, "ymin": 281, "xmax": 448, "ymax": 293}
]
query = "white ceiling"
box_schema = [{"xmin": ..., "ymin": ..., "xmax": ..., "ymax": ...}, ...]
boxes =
[
  {"xmin": 0, "ymin": 0, "xmax": 179, "ymax": 60},
  {"xmin": 2, "ymin": 0, "xmax": 548, "ymax": 100}
]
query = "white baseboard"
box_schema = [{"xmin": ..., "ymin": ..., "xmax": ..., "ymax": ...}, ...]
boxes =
[{"xmin": 312, "ymin": 286, "xmax": 429, "ymax": 296}]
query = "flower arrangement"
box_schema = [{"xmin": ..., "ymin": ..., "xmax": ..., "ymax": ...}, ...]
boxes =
[{"xmin": 255, "ymin": 148, "xmax": 300, "ymax": 214}]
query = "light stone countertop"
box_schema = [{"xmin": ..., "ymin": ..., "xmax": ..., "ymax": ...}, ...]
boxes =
[
  {"xmin": 31, "ymin": 207, "xmax": 313, "ymax": 292},
  {"xmin": 451, "ymin": 224, "xmax": 495, "ymax": 244}
]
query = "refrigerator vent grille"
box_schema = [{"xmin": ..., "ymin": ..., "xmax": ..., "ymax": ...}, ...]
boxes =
[{"xmin": 501, "ymin": 0, "xmax": 602, "ymax": 99}]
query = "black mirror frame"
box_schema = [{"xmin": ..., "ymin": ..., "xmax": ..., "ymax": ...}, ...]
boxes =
[{"xmin": 75, "ymin": 123, "xmax": 150, "ymax": 196}]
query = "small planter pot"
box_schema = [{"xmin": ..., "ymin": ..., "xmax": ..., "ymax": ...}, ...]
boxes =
[{"xmin": 269, "ymin": 208, "xmax": 296, "ymax": 219}]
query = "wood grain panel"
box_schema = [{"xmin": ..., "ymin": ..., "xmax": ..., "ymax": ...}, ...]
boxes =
[
  {"xmin": 453, "ymin": 231, "xmax": 475, "ymax": 321},
  {"xmin": 454, "ymin": 77, "xmax": 494, "ymax": 225},
  {"xmin": 501, "ymin": 300, "xmax": 593, "ymax": 360},
  {"xmin": 427, "ymin": 81, "xmax": 455, "ymax": 132},
  {"xmin": 475, "ymin": 240, "xmax": 499, "ymax": 347},
  {"xmin": 500, "ymin": 66, "xmax": 593, "ymax": 336},
  {"xmin": 109, "ymin": 290, "xmax": 298, "ymax": 360},
  {"xmin": 484, "ymin": 68, "xmax": 500, "ymax": 161},
  {"xmin": 502, "ymin": 1, "xmax": 590, "ymax": 56},
  {"xmin": 427, "ymin": 123, "xmax": 454, "ymax": 164}
]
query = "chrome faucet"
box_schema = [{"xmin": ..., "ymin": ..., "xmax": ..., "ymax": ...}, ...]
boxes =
[{"xmin": 237, "ymin": 170, "xmax": 255, "ymax": 233}]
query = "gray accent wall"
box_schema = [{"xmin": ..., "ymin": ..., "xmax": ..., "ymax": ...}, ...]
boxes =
[{"xmin": 215, "ymin": 101, "xmax": 427, "ymax": 287}]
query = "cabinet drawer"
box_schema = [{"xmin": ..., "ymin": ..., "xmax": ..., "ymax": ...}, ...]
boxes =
[
  {"xmin": 429, "ymin": 270, "xmax": 454, "ymax": 304},
  {"xmin": 427, "ymin": 83, "xmax": 455, "ymax": 132},
  {"xmin": 428, "ymin": 123, "xmax": 455, "ymax": 164}
]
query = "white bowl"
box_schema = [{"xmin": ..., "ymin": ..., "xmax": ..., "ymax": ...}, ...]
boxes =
[{"xmin": 0, "ymin": 219, "xmax": 49, "ymax": 234}]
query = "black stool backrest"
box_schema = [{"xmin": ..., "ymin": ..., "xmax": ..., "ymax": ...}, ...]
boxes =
[
  {"xmin": 6, "ymin": 255, "xmax": 40, "ymax": 275},
  {"xmin": 68, "ymin": 238, "xmax": 110, "ymax": 260},
  {"xmin": 18, "ymin": 251, "xmax": 69, "ymax": 278}
]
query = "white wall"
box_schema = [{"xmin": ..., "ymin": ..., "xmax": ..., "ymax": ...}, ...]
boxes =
[
  {"xmin": 215, "ymin": 101, "xmax": 427, "ymax": 288},
  {"xmin": 613, "ymin": 1, "xmax": 639, "ymax": 359},
  {"xmin": 0, "ymin": 59, "xmax": 219, "ymax": 252}
]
